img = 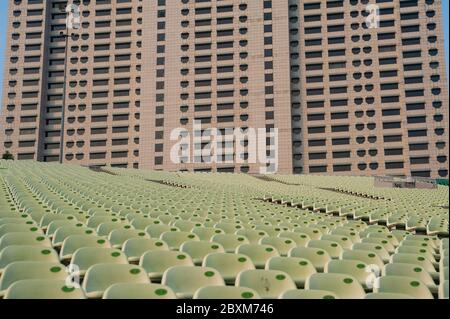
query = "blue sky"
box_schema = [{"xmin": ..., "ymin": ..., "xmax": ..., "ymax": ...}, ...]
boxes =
[{"xmin": 0, "ymin": 1, "xmax": 449, "ymax": 102}]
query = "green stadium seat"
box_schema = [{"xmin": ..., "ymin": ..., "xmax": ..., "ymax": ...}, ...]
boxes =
[
  {"xmin": 373, "ymin": 276, "xmax": 433, "ymax": 299},
  {"xmin": 4, "ymin": 279, "xmax": 86, "ymax": 299},
  {"xmin": 0, "ymin": 261, "xmax": 67, "ymax": 297},
  {"xmin": 383, "ymin": 263, "xmax": 437, "ymax": 293},
  {"xmin": 211, "ymin": 234, "xmax": 250, "ymax": 253},
  {"xmin": 236, "ymin": 269, "xmax": 296, "ymax": 299},
  {"xmin": 306, "ymin": 273, "xmax": 366, "ymax": 299},
  {"xmin": 180, "ymin": 240, "xmax": 225, "ymax": 265},
  {"xmin": 52, "ymin": 225, "xmax": 96, "ymax": 248},
  {"xmin": 259, "ymin": 237, "xmax": 297, "ymax": 256},
  {"xmin": 0, "ymin": 232, "xmax": 51, "ymax": 251},
  {"xmin": 0, "ymin": 223, "xmax": 44, "ymax": 238},
  {"xmin": 236, "ymin": 244, "xmax": 280, "ymax": 269},
  {"xmin": 162, "ymin": 266, "xmax": 225, "ymax": 299},
  {"xmin": 145, "ymin": 225, "xmax": 179, "ymax": 239},
  {"xmin": 192, "ymin": 226, "xmax": 224, "ymax": 241},
  {"xmin": 265, "ymin": 256, "xmax": 316, "ymax": 288},
  {"xmin": 121, "ymin": 238, "xmax": 169, "ymax": 263},
  {"xmin": 108, "ymin": 228, "xmax": 149, "ymax": 249},
  {"xmin": 160, "ymin": 231, "xmax": 200, "ymax": 251},
  {"xmin": 82, "ymin": 263, "xmax": 149, "ymax": 298},
  {"xmin": 325, "ymin": 260, "xmax": 374, "ymax": 289},
  {"xmin": 280, "ymin": 289, "xmax": 338, "ymax": 299},
  {"xmin": 103, "ymin": 283, "xmax": 176, "ymax": 299},
  {"xmin": 60, "ymin": 235, "xmax": 111, "ymax": 261},
  {"xmin": 341, "ymin": 250, "xmax": 385, "ymax": 270},
  {"xmin": 139, "ymin": 250, "xmax": 194, "ymax": 281},
  {"xmin": 193, "ymin": 286, "xmax": 261, "ymax": 299},
  {"xmin": 202, "ymin": 252, "xmax": 255, "ymax": 285},
  {"xmin": 235, "ymin": 229, "xmax": 268, "ymax": 245},
  {"xmin": 289, "ymin": 247, "xmax": 332, "ymax": 272},
  {"xmin": 69, "ymin": 247, "xmax": 128, "ymax": 275}
]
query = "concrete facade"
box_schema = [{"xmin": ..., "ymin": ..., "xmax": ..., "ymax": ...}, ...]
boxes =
[{"xmin": 1, "ymin": 0, "xmax": 448, "ymax": 178}]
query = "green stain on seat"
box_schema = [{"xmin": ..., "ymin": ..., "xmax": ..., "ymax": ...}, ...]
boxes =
[
  {"xmin": 276, "ymin": 274, "xmax": 286, "ymax": 280},
  {"xmin": 241, "ymin": 292, "xmax": 254, "ymax": 299},
  {"xmin": 343, "ymin": 278, "xmax": 353, "ymax": 284},
  {"xmin": 410, "ymin": 281, "xmax": 420, "ymax": 287},
  {"xmin": 62, "ymin": 286, "xmax": 75, "ymax": 293},
  {"xmin": 130, "ymin": 268, "xmax": 141, "ymax": 275},
  {"xmin": 155, "ymin": 289, "xmax": 167, "ymax": 296},
  {"xmin": 204, "ymin": 271, "xmax": 215, "ymax": 277},
  {"xmin": 50, "ymin": 266, "xmax": 62, "ymax": 273},
  {"xmin": 177, "ymin": 255, "xmax": 186, "ymax": 260},
  {"xmin": 111, "ymin": 252, "xmax": 121, "ymax": 257}
]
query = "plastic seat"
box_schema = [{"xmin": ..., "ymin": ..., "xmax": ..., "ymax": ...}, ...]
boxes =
[
  {"xmin": 211, "ymin": 234, "xmax": 250, "ymax": 253},
  {"xmin": 341, "ymin": 250, "xmax": 385, "ymax": 270},
  {"xmin": 82, "ymin": 263, "xmax": 149, "ymax": 298},
  {"xmin": 373, "ymin": 276, "xmax": 433, "ymax": 299},
  {"xmin": 194, "ymin": 286, "xmax": 261, "ymax": 299},
  {"xmin": 69, "ymin": 247, "xmax": 128, "ymax": 275},
  {"xmin": 367, "ymin": 232, "xmax": 399, "ymax": 247},
  {"xmin": 130, "ymin": 217, "xmax": 164, "ymax": 230},
  {"xmin": 139, "ymin": 250, "xmax": 194, "ymax": 281},
  {"xmin": 145, "ymin": 225, "xmax": 179, "ymax": 239},
  {"xmin": 306, "ymin": 273, "xmax": 365, "ymax": 299},
  {"xmin": 0, "ymin": 246, "xmax": 59, "ymax": 272},
  {"xmin": 96, "ymin": 222, "xmax": 132, "ymax": 237},
  {"xmin": 307, "ymin": 239, "xmax": 343, "ymax": 259},
  {"xmin": 0, "ymin": 217, "xmax": 35, "ymax": 227},
  {"xmin": 383, "ymin": 263, "xmax": 437, "ymax": 293},
  {"xmin": 103, "ymin": 283, "xmax": 176, "ymax": 299},
  {"xmin": 352, "ymin": 243, "xmax": 390, "ymax": 263},
  {"xmin": 321, "ymin": 234, "xmax": 353, "ymax": 250},
  {"xmin": 60, "ymin": 235, "xmax": 111, "ymax": 261},
  {"xmin": 160, "ymin": 231, "xmax": 199, "ymax": 250},
  {"xmin": 179, "ymin": 240, "xmax": 225, "ymax": 265},
  {"xmin": 0, "ymin": 232, "xmax": 51, "ymax": 251},
  {"xmin": 236, "ymin": 244, "xmax": 279, "ymax": 269},
  {"xmin": 280, "ymin": 289, "xmax": 338, "ymax": 299},
  {"xmin": 0, "ymin": 261, "xmax": 68, "ymax": 297},
  {"xmin": 259, "ymin": 237, "xmax": 297, "ymax": 256},
  {"xmin": 325, "ymin": 260, "xmax": 374, "ymax": 289},
  {"xmin": 293, "ymin": 227, "xmax": 322, "ymax": 240},
  {"xmin": 162, "ymin": 266, "xmax": 225, "ymax": 299},
  {"xmin": 266, "ymin": 256, "xmax": 316, "ymax": 288},
  {"xmin": 86, "ymin": 215, "xmax": 121, "ymax": 229},
  {"xmin": 395, "ymin": 245, "xmax": 437, "ymax": 263},
  {"xmin": 108, "ymin": 228, "xmax": 149, "ymax": 249},
  {"xmin": 235, "ymin": 229, "xmax": 268, "ymax": 245},
  {"xmin": 39, "ymin": 213, "xmax": 77, "ymax": 230},
  {"xmin": 361, "ymin": 237, "xmax": 395, "ymax": 254},
  {"xmin": 236, "ymin": 269, "xmax": 296, "ymax": 299},
  {"xmin": 289, "ymin": 247, "xmax": 332, "ymax": 272},
  {"xmin": 46, "ymin": 220, "xmax": 81, "ymax": 238},
  {"xmin": 330, "ymin": 227, "xmax": 361, "ymax": 243},
  {"xmin": 202, "ymin": 252, "xmax": 255, "ymax": 285},
  {"xmin": 390, "ymin": 253, "xmax": 438, "ymax": 278},
  {"xmin": 0, "ymin": 223, "xmax": 44, "ymax": 238},
  {"xmin": 52, "ymin": 225, "xmax": 96, "ymax": 247},
  {"xmin": 278, "ymin": 231, "xmax": 310, "ymax": 247},
  {"xmin": 4, "ymin": 279, "xmax": 86, "ymax": 299},
  {"xmin": 122, "ymin": 238, "xmax": 169, "ymax": 263},
  {"xmin": 192, "ymin": 226, "xmax": 224, "ymax": 241}
]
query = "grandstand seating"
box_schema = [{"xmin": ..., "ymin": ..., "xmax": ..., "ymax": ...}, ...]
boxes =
[{"xmin": 0, "ymin": 160, "xmax": 448, "ymax": 299}]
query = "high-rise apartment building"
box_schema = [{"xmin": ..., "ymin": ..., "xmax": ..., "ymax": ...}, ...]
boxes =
[{"xmin": 1, "ymin": 0, "xmax": 448, "ymax": 178}]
